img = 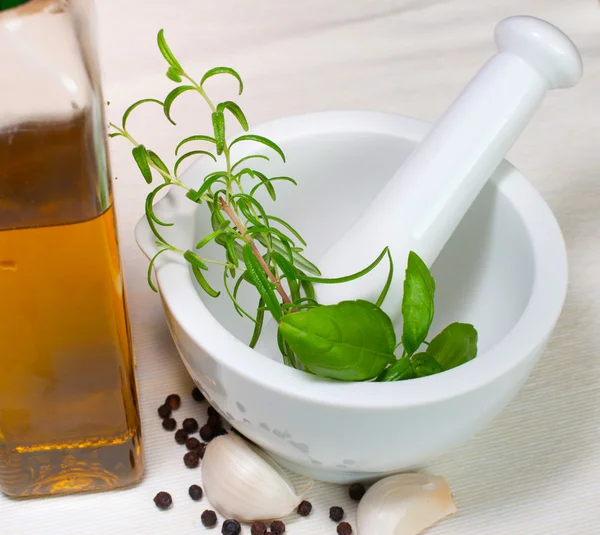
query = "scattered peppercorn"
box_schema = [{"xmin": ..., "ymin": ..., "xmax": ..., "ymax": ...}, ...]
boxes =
[
  {"xmin": 213, "ymin": 427, "xmax": 228, "ymax": 437},
  {"xmin": 297, "ymin": 500, "xmax": 312, "ymax": 516},
  {"xmin": 175, "ymin": 429, "xmax": 189, "ymax": 445},
  {"xmin": 207, "ymin": 406, "xmax": 219, "ymax": 418},
  {"xmin": 186, "ymin": 437, "xmax": 201, "ymax": 451},
  {"xmin": 153, "ymin": 491, "xmax": 172, "ymax": 510},
  {"xmin": 337, "ymin": 522, "xmax": 352, "ymax": 535},
  {"xmin": 192, "ymin": 386, "xmax": 205, "ymax": 402},
  {"xmin": 182, "ymin": 417, "xmax": 199, "ymax": 434},
  {"xmin": 329, "ymin": 506, "xmax": 344, "ymax": 522},
  {"xmin": 196, "ymin": 442, "xmax": 207, "ymax": 458},
  {"xmin": 183, "ymin": 451, "xmax": 200, "ymax": 468},
  {"xmin": 201, "ymin": 510, "xmax": 218, "ymax": 528},
  {"xmin": 165, "ymin": 394, "xmax": 181, "ymax": 410},
  {"xmin": 162, "ymin": 417, "xmax": 177, "ymax": 431},
  {"xmin": 200, "ymin": 424, "xmax": 215, "ymax": 442},
  {"xmin": 270, "ymin": 520, "xmax": 286, "ymax": 535},
  {"xmin": 250, "ymin": 521, "xmax": 267, "ymax": 535},
  {"xmin": 207, "ymin": 412, "xmax": 222, "ymax": 428},
  {"xmin": 157, "ymin": 403, "xmax": 171, "ymax": 419},
  {"xmin": 222, "ymin": 519, "xmax": 241, "ymax": 535},
  {"xmin": 348, "ymin": 482, "xmax": 366, "ymax": 501},
  {"xmin": 188, "ymin": 484, "xmax": 203, "ymax": 501}
]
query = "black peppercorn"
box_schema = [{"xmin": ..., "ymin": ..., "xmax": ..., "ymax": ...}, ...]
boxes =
[
  {"xmin": 207, "ymin": 406, "xmax": 219, "ymax": 418},
  {"xmin": 196, "ymin": 442, "xmax": 207, "ymax": 458},
  {"xmin": 186, "ymin": 437, "xmax": 201, "ymax": 451},
  {"xmin": 153, "ymin": 491, "xmax": 172, "ymax": 510},
  {"xmin": 213, "ymin": 427, "xmax": 228, "ymax": 437},
  {"xmin": 251, "ymin": 521, "xmax": 267, "ymax": 535},
  {"xmin": 162, "ymin": 417, "xmax": 177, "ymax": 431},
  {"xmin": 349, "ymin": 482, "xmax": 366, "ymax": 501},
  {"xmin": 192, "ymin": 386, "xmax": 205, "ymax": 402},
  {"xmin": 201, "ymin": 510, "xmax": 218, "ymax": 528},
  {"xmin": 337, "ymin": 522, "xmax": 352, "ymax": 535},
  {"xmin": 270, "ymin": 520, "xmax": 285, "ymax": 535},
  {"xmin": 182, "ymin": 417, "xmax": 199, "ymax": 434},
  {"xmin": 165, "ymin": 394, "xmax": 181, "ymax": 410},
  {"xmin": 188, "ymin": 484, "xmax": 203, "ymax": 501},
  {"xmin": 200, "ymin": 424, "xmax": 214, "ymax": 442},
  {"xmin": 329, "ymin": 506, "xmax": 344, "ymax": 522},
  {"xmin": 183, "ymin": 451, "xmax": 200, "ymax": 468},
  {"xmin": 222, "ymin": 519, "xmax": 241, "ymax": 535},
  {"xmin": 157, "ymin": 403, "xmax": 171, "ymax": 419},
  {"xmin": 175, "ymin": 429, "xmax": 189, "ymax": 445},
  {"xmin": 207, "ymin": 412, "xmax": 222, "ymax": 428},
  {"xmin": 297, "ymin": 500, "xmax": 312, "ymax": 516}
]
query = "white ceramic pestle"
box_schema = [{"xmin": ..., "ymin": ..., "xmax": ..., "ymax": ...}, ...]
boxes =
[{"xmin": 315, "ymin": 15, "xmax": 582, "ymax": 319}]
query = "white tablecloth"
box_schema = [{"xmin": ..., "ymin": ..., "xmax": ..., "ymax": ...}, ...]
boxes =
[{"xmin": 4, "ymin": 1, "xmax": 600, "ymax": 533}]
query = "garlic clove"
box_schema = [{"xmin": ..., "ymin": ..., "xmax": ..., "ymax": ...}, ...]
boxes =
[
  {"xmin": 202, "ymin": 433, "xmax": 312, "ymax": 522},
  {"xmin": 356, "ymin": 473, "xmax": 457, "ymax": 535}
]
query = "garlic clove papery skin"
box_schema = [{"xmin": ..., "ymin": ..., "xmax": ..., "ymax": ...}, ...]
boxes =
[
  {"xmin": 202, "ymin": 433, "xmax": 312, "ymax": 522},
  {"xmin": 356, "ymin": 473, "xmax": 457, "ymax": 535}
]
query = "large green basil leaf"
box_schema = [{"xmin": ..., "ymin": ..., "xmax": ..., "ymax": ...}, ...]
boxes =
[
  {"xmin": 411, "ymin": 352, "xmax": 443, "ymax": 377},
  {"xmin": 401, "ymin": 251, "xmax": 435, "ymax": 355},
  {"xmin": 426, "ymin": 322, "xmax": 478, "ymax": 370},
  {"xmin": 278, "ymin": 300, "xmax": 396, "ymax": 381},
  {"xmin": 376, "ymin": 357, "xmax": 415, "ymax": 382}
]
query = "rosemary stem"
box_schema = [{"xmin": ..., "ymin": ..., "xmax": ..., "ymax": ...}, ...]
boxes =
[{"xmin": 218, "ymin": 196, "xmax": 292, "ymax": 305}]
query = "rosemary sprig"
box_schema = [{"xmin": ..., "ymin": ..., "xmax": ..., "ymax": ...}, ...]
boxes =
[
  {"xmin": 109, "ymin": 29, "xmax": 332, "ymax": 363},
  {"xmin": 110, "ymin": 29, "xmax": 478, "ymax": 382}
]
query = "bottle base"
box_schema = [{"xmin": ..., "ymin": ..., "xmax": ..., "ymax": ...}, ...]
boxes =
[{"xmin": 0, "ymin": 430, "xmax": 143, "ymax": 498}]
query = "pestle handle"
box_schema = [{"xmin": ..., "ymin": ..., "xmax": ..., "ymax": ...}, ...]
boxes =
[{"xmin": 316, "ymin": 16, "xmax": 582, "ymax": 318}]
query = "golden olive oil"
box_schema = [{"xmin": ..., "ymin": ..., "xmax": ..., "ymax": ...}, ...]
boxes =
[{"xmin": 0, "ymin": 118, "xmax": 143, "ymax": 497}]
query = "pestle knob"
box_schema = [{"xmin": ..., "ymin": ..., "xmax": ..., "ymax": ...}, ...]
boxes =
[{"xmin": 315, "ymin": 16, "xmax": 582, "ymax": 319}]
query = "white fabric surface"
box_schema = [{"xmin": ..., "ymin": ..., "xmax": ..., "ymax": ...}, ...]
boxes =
[{"xmin": 3, "ymin": 0, "xmax": 600, "ymax": 533}]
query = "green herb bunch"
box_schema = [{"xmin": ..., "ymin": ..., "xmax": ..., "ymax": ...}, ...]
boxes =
[{"xmin": 110, "ymin": 30, "xmax": 478, "ymax": 382}]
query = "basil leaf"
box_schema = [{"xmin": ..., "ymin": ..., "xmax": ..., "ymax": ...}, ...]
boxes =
[
  {"xmin": 401, "ymin": 251, "xmax": 435, "ymax": 355},
  {"xmin": 426, "ymin": 322, "xmax": 478, "ymax": 370},
  {"xmin": 411, "ymin": 352, "xmax": 443, "ymax": 377},
  {"xmin": 278, "ymin": 300, "xmax": 396, "ymax": 381},
  {"xmin": 376, "ymin": 357, "xmax": 414, "ymax": 382}
]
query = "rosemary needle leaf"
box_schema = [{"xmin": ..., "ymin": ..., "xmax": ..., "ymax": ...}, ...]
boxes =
[
  {"xmin": 229, "ymin": 134, "xmax": 286, "ymax": 162},
  {"xmin": 132, "ymin": 145, "xmax": 152, "ymax": 184},
  {"xmin": 175, "ymin": 135, "xmax": 217, "ymax": 155},
  {"xmin": 166, "ymin": 66, "xmax": 182, "ymax": 82},
  {"xmin": 164, "ymin": 86, "xmax": 196, "ymax": 125},
  {"xmin": 191, "ymin": 265, "xmax": 220, "ymax": 298},
  {"xmin": 216, "ymin": 101, "xmax": 249, "ymax": 131},
  {"xmin": 122, "ymin": 98, "xmax": 163, "ymax": 131},
  {"xmin": 200, "ymin": 66, "xmax": 244, "ymax": 95},
  {"xmin": 212, "ymin": 112, "xmax": 226, "ymax": 155},
  {"xmin": 157, "ymin": 29, "xmax": 184, "ymax": 73}
]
